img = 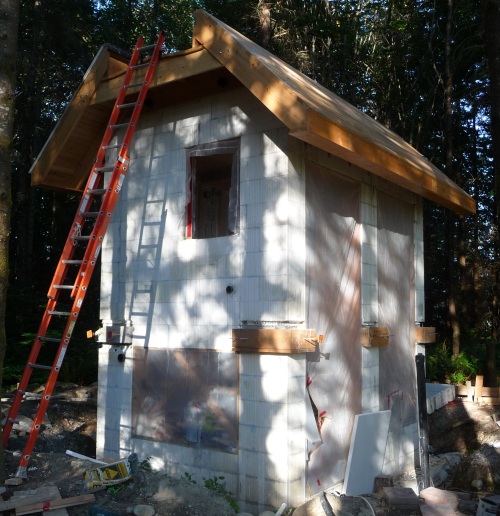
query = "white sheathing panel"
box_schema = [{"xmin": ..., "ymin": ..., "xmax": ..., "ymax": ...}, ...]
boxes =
[
  {"xmin": 414, "ymin": 201, "xmax": 425, "ymax": 322},
  {"xmin": 239, "ymin": 354, "xmax": 307, "ymax": 514},
  {"xmin": 343, "ymin": 410, "xmax": 391, "ymax": 495}
]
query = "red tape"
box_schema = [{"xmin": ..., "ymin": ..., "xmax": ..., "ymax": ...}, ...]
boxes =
[{"xmin": 43, "ymin": 501, "xmax": 51, "ymax": 511}]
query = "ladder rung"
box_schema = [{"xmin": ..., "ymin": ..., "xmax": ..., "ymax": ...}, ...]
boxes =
[
  {"xmin": 28, "ymin": 363, "xmax": 52, "ymax": 371},
  {"xmin": 131, "ymin": 62, "xmax": 149, "ymax": 70},
  {"xmin": 79, "ymin": 211, "xmax": 99, "ymax": 218},
  {"xmin": 53, "ymin": 285, "xmax": 75, "ymax": 290},
  {"xmin": 71, "ymin": 235, "xmax": 91, "ymax": 241},
  {"xmin": 124, "ymin": 82, "xmax": 144, "ymax": 89},
  {"xmin": 110, "ymin": 123, "xmax": 130, "ymax": 129},
  {"xmin": 87, "ymin": 189, "xmax": 106, "ymax": 196},
  {"xmin": 95, "ymin": 166, "xmax": 115, "ymax": 173},
  {"xmin": 38, "ymin": 336, "xmax": 61, "ymax": 343},
  {"xmin": 48, "ymin": 310, "xmax": 71, "ymax": 316},
  {"xmin": 62, "ymin": 259, "xmax": 83, "ymax": 265},
  {"xmin": 138, "ymin": 43, "xmax": 159, "ymax": 52},
  {"xmin": 117, "ymin": 102, "xmax": 137, "ymax": 109},
  {"xmin": 102, "ymin": 144, "xmax": 122, "ymax": 150}
]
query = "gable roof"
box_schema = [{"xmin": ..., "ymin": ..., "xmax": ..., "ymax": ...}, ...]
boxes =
[{"xmin": 30, "ymin": 9, "xmax": 475, "ymax": 215}]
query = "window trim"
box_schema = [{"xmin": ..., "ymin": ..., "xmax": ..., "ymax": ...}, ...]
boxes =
[{"xmin": 185, "ymin": 139, "xmax": 240, "ymax": 239}]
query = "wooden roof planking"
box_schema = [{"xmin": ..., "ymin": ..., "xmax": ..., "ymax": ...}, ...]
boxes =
[{"xmin": 30, "ymin": 9, "xmax": 475, "ymax": 215}]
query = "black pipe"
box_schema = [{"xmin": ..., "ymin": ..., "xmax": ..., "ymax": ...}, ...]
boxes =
[
  {"xmin": 319, "ymin": 492, "xmax": 336, "ymax": 516},
  {"xmin": 416, "ymin": 353, "xmax": 431, "ymax": 489}
]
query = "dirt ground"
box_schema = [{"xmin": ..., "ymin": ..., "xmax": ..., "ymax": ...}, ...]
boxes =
[{"xmin": 2, "ymin": 385, "xmax": 500, "ymax": 515}]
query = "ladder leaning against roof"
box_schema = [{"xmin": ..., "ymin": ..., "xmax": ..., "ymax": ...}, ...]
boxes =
[{"xmin": 2, "ymin": 32, "xmax": 166, "ymax": 479}]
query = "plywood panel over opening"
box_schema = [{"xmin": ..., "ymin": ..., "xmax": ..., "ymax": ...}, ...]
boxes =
[
  {"xmin": 305, "ymin": 161, "xmax": 362, "ymax": 493},
  {"xmin": 132, "ymin": 348, "xmax": 238, "ymax": 453}
]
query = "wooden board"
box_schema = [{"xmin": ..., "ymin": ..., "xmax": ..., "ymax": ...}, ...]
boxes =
[
  {"xmin": 0, "ymin": 492, "xmax": 58, "ymax": 512},
  {"xmin": 232, "ymin": 328, "xmax": 317, "ymax": 354},
  {"xmin": 414, "ymin": 326, "xmax": 437, "ymax": 344},
  {"xmin": 361, "ymin": 327, "xmax": 390, "ymax": 347},
  {"xmin": 8, "ymin": 485, "xmax": 67, "ymax": 516},
  {"xmin": 16, "ymin": 494, "xmax": 95, "ymax": 515}
]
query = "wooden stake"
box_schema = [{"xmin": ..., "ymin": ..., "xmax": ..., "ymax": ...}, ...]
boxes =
[{"xmin": 475, "ymin": 375, "xmax": 484, "ymax": 404}]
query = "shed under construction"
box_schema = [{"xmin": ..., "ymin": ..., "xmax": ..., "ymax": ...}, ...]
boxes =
[{"xmin": 12, "ymin": 10, "xmax": 474, "ymax": 514}]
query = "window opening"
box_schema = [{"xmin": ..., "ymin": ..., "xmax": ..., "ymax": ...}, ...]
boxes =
[{"xmin": 186, "ymin": 139, "xmax": 240, "ymax": 239}]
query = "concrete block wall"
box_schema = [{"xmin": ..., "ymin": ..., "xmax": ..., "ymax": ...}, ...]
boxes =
[
  {"xmin": 414, "ymin": 202, "xmax": 425, "ymax": 323},
  {"xmin": 239, "ymin": 354, "xmax": 307, "ymax": 514},
  {"xmin": 97, "ymin": 87, "xmax": 308, "ymax": 510},
  {"xmin": 360, "ymin": 183, "xmax": 380, "ymax": 414}
]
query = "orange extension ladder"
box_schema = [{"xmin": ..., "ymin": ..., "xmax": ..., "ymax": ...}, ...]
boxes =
[{"xmin": 2, "ymin": 33, "xmax": 165, "ymax": 478}]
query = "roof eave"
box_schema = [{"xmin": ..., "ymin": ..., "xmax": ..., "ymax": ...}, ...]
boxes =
[
  {"xmin": 30, "ymin": 44, "xmax": 113, "ymax": 187},
  {"xmin": 193, "ymin": 9, "xmax": 476, "ymax": 216},
  {"xmin": 291, "ymin": 121, "xmax": 476, "ymax": 215}
]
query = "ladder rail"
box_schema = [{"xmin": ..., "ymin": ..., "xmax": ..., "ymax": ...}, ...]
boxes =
[
  {"xmin": 72, "ymin": 36, "xmax": 164, "ymax": 296},
  {"xmin": 2, "ymin": 33, "xmax": 165, "ymax": 477}
]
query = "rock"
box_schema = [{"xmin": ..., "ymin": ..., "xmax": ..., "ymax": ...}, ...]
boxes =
[
  {"xmin": 471, "ymin": 479, "xmax": 483, "ymax": 490},
  {"xmin": 133, "ymin": 505, "xmax": 155, "ymax": 516},
  {"xmin": 258, "ymin": 512, "xmax": 275, "ymax": 516},
  {"xmin": 440, "ymin": 451, "xmax": 463, "ymax": 467},
  {"xmin": 5, "ymin": 477, "xmax": 23, "ymax": 486},
  {"xmin": 420, "ymin": 487, "xmax": 458, "ymax": 510},
  {"xmin": 236, "ymin": 513, "xmax": 254, "ymax": 516}
]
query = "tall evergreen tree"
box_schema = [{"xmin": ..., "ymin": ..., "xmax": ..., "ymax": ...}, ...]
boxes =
[{"xmin": 482, "ymin": 0, "xmax": 500, "ymax": 385}]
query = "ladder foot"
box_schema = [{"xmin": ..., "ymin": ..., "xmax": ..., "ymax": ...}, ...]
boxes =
[{"xmin": 15, "ymin": 466, "xmax": 28, "ymax": 479}]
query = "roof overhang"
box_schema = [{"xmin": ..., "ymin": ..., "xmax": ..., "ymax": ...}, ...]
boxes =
[
  {"xmin": 30, "ymin": 9, "xmax": 475, "ymax": 215},
  {"xmin": 192, "ymin": 10, "xmax": 475, "ymax": 215}
]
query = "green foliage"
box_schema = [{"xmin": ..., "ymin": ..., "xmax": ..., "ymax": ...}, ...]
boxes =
[
  {"xmin": 426, "ymin": 343, "xmax": 479, "ymax": 384},
  {"xmin": 203, "ymin": 475, "xmax": 239, "ymax": 513},
  {"xmin": 183, "ymin": 471, "xmax": 196, "ymax": 485},
  {"xmin": 139, "ymin": 457, "xmax": 153, "ymax": 472}
]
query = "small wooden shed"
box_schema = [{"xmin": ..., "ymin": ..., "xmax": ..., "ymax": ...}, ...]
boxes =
[{"xmin": 31, "ymin": 10, "xmax": 474, "ymax": 514}]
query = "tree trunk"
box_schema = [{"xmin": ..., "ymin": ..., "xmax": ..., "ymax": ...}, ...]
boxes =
[
  {"xmin": 11, "ymin": 0, "xmax": 43, "ymax": 310},
  {"xmin": 443, "ymin": 0, "xmax": 461, "ymax": 358},
  {"xmin": 482, "ymin": 0, "xmax": 500, "ymax": 386},
  {"xmin": 0, "ymin": 0, "xmax": 20, "ymax": 479}
]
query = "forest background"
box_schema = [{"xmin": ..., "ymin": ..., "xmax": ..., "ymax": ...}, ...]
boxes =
[{"xmin": 1, "ymin": 0, "xmax": 500, "ymax": 397}]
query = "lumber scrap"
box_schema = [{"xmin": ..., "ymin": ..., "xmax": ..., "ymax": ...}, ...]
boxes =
[
  {"xmin": 11, "ymin": 485, "xmax": 68, "ymax": 516},
  {"xmin": 0, "ymin": 492, "xmax": 58, "ymax": 512},
  {"xmin": 16, "ymin": 493, "xmax": 95, "ymax": 515}
]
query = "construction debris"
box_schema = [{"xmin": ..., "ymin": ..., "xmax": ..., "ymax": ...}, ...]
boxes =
[
  {"xmin": 83, "ymin": 458, "xmax": 132, "ymax": 490},
  {"xmin": 0, "ymin": 485, "xmax": 94, "ymax": 515}
]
